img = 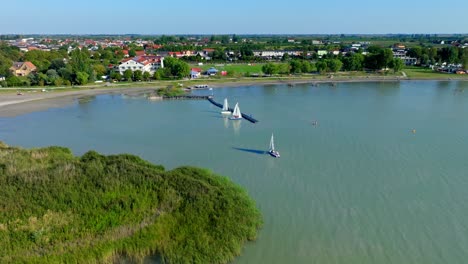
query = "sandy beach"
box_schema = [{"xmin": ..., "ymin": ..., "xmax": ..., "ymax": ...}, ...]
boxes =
[{"xmin": 0, "ymin": 87, "xmax": 155, "ymax": 117}]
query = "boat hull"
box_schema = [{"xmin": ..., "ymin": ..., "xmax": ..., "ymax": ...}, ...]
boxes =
[
  {"xmin": 229, "ymin": 116, "xmax": 243, "ymax": 120},
  {"xmin": 221, "ymin": 111, "xmax": 231, "ymax": 115},
  {"xmin": 269, "ymin": 150, "xmax": 280, "ymax": 158}
]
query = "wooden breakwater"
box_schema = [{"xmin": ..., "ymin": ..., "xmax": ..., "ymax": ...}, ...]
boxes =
[{"xmin": 207, "ymin": 98, "xmax": 259, "ymax": 124}]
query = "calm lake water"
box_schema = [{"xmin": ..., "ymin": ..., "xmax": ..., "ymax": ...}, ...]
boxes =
[{"xmin": 1, "ymin": 81, "xmax": 468, "ymax": 264}]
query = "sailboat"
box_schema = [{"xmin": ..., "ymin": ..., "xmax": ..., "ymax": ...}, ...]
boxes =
[
  {"xmin": 268, "ymin": 134, "xmax": 280, "ymax": 158},
  {"xmin": 229, "ymin": 103, "xmax": 243, "ymax": 120},
  {"xmin": 221, "ymin": 98, "xmax": 231, "ymax": 114}
]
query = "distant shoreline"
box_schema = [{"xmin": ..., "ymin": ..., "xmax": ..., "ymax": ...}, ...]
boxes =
[{"xmin": 0, "ymin": 77, "xmax": 466, "ymax": 117}]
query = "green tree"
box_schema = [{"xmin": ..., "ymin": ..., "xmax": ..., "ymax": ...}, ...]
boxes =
[
  {"xmin": 93, "ymin": 64, "xmax": 107, "ymax": 77},
  {"xmin": 326, "ymin": 59, "xmax": 343, "ymax": 72},
  {"xmin": 300, "ymin": 60, "xmax": 312, "ymax": 73},
  {"xmin": 93, "ymin": 52, "xmax": 101, "ymax": 60},
  {"xmin": 46, "ymin": 69, "xmax": 59, "ymax": 83},
  {"xmin": 389, "ymin": 58, "xmax": 403, "ymax": 73},
  {"xmin": 379, "ymin": 49, "xmax": 394, "ymax": 69},
  {"xmin": 58, "ymin": 67, "xmax": 73, "ymax": 82},
  {"xmin": 289, "ymin": 60, "xmax": 303, "ymax": 74},
  {"xmin": 428, "ymin": 47, "xmax": 438, "ymax": 63},
  {"xmin": 49, "ymin": 58, "xmax": 66, "ymax": 70},
  {"xmin": 163, "ymin": 57, "xmax": 190, "ymax": 79},
  {"xmin": 277, "ymin": 63, "xmax": 290, "ymax": 74},
  {"xmin": 0, "ymin": 53, "xmax": 12, "ymax": 76},
  {"xmin": 37, "ymin": 73, "xmax": 48, "ymax": 86},
  {"xmin": 143, "ymin": 71, "xmax": 151, "ymax": 81},
  {"xmin": 407, "ymin": 46, "xmax": 423, "ymax": 59},
  {"xmin": 110, "ymin": 71, "xmax": 122, "ymax": 81},
  {"xmin": 70, "ymin": 49, "xmax": 92, "ymax": 74},
  {"xmin": 153, "ymin": 69, "xmax": 163, "ymax": 80},
  {"xmin": 133, "ymin": 70, "xmax": 143, "ymax": 81},
  {"xmin": 54, "ymin": 78, "xmax": 64, "ymax": 86},
  {"xmin": 101, "ymin": 50, "xmax": 114, "ymax": 60},
  {"xmin": 75, "ymin": 71, "xmax": 89, "ymax": 85},
  {"xmin": 28, "ymin": 73, "xmax": 39, "ymax": 86},
  {"xmin": 316, "ymin": 61, "xmax": 328, "ymax": 73},
  {"xmin": 123, "ymin": 69, "xmax": 133, "ymax": 81},
  {"xmin": 342, "ymin": 53, "xmax": 364, "ymax": 71},
  {"xmin": 6, "ymin": 76, "xmax": 22, "ymax": 87},
  {"xmin": 364, "ymin": 48, "xmax": 393, "ymax": 70},
  {"xmin": 438, "ymin": 47, "xmax": 459, "ymax": 63},
  {"xmin": 221, "ymin": 35, "xmax": 230, "ymax": 44},
  {"xmin": 129, "ymin": 49, "xmax": 136, "ymax": 57},
  {"xmin": 462, "ymin": 48, "xmax": 468, "ymax": 70},
  {"xmin": 262, "ymin": 63, "xmax": 278, "ymax": 75}
]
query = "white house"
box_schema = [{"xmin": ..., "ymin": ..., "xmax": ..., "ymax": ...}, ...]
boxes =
[
  {"xmin": 118, "ymin": 56, "xmax": 164, "ymax": 75},
  {"xmin": 392, "ymin": 49, "xmax": 417, "ymax": 65},
  {"xmin": 253, "ymin": 50, "xmax": 302, "ymax": 59},
  {"xmin": 190, "ymin": 68, "xmax": 202, "ymax": 79},
  {"xmin": 317, "ymin": 50, "xmax": 328, "ymax": 57}
]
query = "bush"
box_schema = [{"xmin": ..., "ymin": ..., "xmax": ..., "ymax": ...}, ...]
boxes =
[{"xmin": 0, "ymin": 143, "xmax": 262, "ymax": 264}]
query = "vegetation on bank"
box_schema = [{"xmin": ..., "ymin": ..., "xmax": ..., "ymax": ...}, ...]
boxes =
[
  {"xmin": 0, "ymin": 142, "xmax": 262, "ymax": 263},
  {"xmin": 156, "ymin": 85, "xmax": 186, "ymax": 97}
]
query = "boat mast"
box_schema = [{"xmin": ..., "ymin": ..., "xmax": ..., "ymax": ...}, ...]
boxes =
[{"xmin": 270, "ymin": 134, "xmax": 275, "ymax": 151}]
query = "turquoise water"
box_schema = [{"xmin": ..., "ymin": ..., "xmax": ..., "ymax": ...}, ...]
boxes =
[{"xmin": 1, "ymin": 81, "xmax": 468, "ymax": 263}]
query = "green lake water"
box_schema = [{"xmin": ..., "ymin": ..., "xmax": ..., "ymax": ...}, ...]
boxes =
[{"xmin": 1, "ymin": 81, "xmax": 468, "ymax": 263}]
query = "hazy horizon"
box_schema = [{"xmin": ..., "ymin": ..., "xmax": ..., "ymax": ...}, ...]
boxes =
[
  {"xmin": 1, "ymin": 33, "xmax": 468, "ymax": 37},
  {"xmin": 2, "ymin": 0, "xmax": 467, "ymax": 35}
]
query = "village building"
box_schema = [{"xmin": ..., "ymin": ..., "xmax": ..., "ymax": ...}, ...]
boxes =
[
  {"xmin": 317, "ymin": 50, "xmax": 328, "ymax": 57},
  {"xmin": 190, "ymin": 68, "xmax": 202, "ymax": 79},
  {"xmin": 252, "ymin": 50, "xmax": 302, "ymax": 59},
  {"xmin": 117, "ymin": 56, "xmax": 164, "ymax": 75},
  {"xmin": 9, "ymin": 61, "xmax": 37, "ymax": 76},
  {"xmin": 205, "ymin": 67, "xmax": 218, "ymax": 75},
  {"xmin": 392, "ymin": 49, "xmax": 417, "ymax": 65}
]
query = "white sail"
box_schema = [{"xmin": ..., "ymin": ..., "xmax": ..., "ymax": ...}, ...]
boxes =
[
  {"xmin": 231, "ymin": 103, "xmax": 242, "ymax": 119},
  {"xmin": 222, "ymin": 98, "xmax": 229, "ymax": 111},
  {"xmin": 269, "ymin": 134, "xmax": 275, "ymax": 151}
]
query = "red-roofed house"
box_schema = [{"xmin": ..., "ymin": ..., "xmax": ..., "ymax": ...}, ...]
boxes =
[
  {"xmin": 168, "ymin": 52, "xmax": 184, "ymax": 58},
  {"xmin": 117, "ymin": 56, "xmax": 164, "ymax": 75},
  {"xmin": 135, "ymin": 50, "xmax": 146, "ymax": 56},
  {"xmin": 190, "ymin": 67, "xmax": 202, "ymax": 79},
  {"xmin": 10, "ymin": 61, "xmax": 37, "ymax": 76}
]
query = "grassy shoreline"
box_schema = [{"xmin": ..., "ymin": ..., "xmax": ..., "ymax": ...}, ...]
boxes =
[
  {"xmin": 0, "ymin": 143, "xmax": 263, "ymax": 263},
  {"xmin": 0, "ymin": 71, "xmax": 466, "ymax": 117},
  {"xmin": 1, "ymin": 68, "xmax": 467, "ymax": 93}
]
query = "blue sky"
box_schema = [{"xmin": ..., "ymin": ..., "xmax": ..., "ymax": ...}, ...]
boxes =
[{"xmin": 1, "ymin": 0, "xmax": 467, "ymax": 34}]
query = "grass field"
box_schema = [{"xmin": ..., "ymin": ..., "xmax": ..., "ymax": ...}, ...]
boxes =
[
  {"xmin": 403, "ymin": 67, "xmax": 468, "ymax": 79},
  {"xmin": 193, "ymin": 63, "xmax": 265, "ymax": 74}
]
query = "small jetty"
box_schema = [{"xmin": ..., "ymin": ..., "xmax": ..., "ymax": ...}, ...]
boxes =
[
  {"xmin": 187, "ymin": 84, "xmax": 210, "ymax": 89},
  {"xmin": 149, "ymin": 95, "xmax": 211, "ymax": 100},
  {"xmin": 207, "ymin": 98, "xmax": 259, "ymax": 124}
]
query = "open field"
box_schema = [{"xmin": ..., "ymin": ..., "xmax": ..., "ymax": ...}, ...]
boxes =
[
  {"xmin": 403, "ymin": 67, "xmax": 468, "ymax": 79},
  {"xmin": 194, "ymin": 63, "xmax": 265, "ymax": 74}
]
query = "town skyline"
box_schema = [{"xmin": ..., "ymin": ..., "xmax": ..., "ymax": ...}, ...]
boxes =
[{"xmin": 2, "ymin": 0, "xmax": 467, "ymax": 35}]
